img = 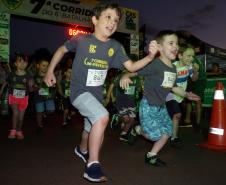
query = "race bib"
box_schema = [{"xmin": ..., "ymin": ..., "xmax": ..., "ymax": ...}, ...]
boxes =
[
  {"xmin": 38, "ymin": 88, "xmax": 49, "ymax": 96},
  {"xmin": 86, "ymin": 69, "xmax": 107, "ymax": 86},
  {"xmin": 125, "ymin": 86, "xmax": 135, "ymax": 95},
  {"xmin": 161, "ymin": 72, "xmax": 176, "ymax": 88},
  {"xmin": 13, "ymin": 89, "xmax": 25, "ymax": 98}
]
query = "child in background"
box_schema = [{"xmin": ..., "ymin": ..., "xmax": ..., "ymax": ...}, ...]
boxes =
[
  {"xmin": 33, "ymin": 50, "xmax": 56, "ymax": 131},
  {"xmin": 120, "ymin": 30, "xmax": 200, "ymax": 167},
  {"xmin": 165, "ymin": 43, "xmax": 199, "ymax": 148},
  {"xmin": 0, "ymin": 52, "xmax": 33, "ymax": 139},
  {"xmin": 57, "ymin": 67, "xmax": 74, "ymax": 126},
  {"xmin": 44, "ymin": 3, "xmax": 157, "ymax": 182},
  {"xmin": 184, "ymin": 56, "xmax": 207, "ymax": 131},
  {"xmin": 105, "ymin": 70, "xmax": 142, "ymax": 141}
]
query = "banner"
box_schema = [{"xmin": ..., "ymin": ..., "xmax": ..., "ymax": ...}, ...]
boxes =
[
  {"xmin": 0, "ymin": 0, "xmax": 138, "ymax": 34},
  {"xmin": 202, "ymin": 78, "xmax": 226, "ymax": 107},
  {"xmin": 0, "ymin": 12, "xmax": 10, "ymax": 63}
]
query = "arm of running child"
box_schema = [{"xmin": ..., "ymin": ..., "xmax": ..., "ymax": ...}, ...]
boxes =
[
  {"xmin": 44, "ymin": 45, "xmax": 68, "ymax": 87},
  {"xmin": 120, "ymin": 72, "xmax": 137, "ymax": 89},
  {"xmin": 172, "ymin": 87, "xmax": 200, "ymax": 101},
  {"xmin": 123, "ymin": 40, "xmax": 158, "ymax": 72}
]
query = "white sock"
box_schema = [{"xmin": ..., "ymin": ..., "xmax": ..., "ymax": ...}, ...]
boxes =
[
  {"xmin": 147, "ymin": 152, "xmax": 157, "ymax": 157},
  {"xmin": 135, "ymin": 125, "xmax": 141, "ymax": 135},
  {"xmin": 87, "ymin": 161, "xmax": 99, "ymax": 167}
]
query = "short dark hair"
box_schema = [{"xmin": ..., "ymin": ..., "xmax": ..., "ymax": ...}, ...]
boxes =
[
  {"xmin": 14, "ymin": 51, "xmax": 28, "ymax": 63},
  {"xmin": 178, "ymin": 43, "xmax": 194, "ymax": 54},
  {"xmin": 154, "ymin": 30, "xmax": 177, "ymax": 44},
  {"xmin": 92, "ymin": 3, "xmax": 122, "ymax": 21}
]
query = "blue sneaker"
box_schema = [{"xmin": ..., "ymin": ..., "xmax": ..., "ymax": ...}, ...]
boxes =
[
  {"xmin": 83, "ymin": 162, "xmax": 107, "ymax": 182},
  {"xmin": 74, "ymin": 146, "xmax": 88, "ymax": 163}
]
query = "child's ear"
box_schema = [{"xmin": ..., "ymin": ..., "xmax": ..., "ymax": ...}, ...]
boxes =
[{"xmin": 91, "ymin": 16, "xmax": 97, "ymax": 25}]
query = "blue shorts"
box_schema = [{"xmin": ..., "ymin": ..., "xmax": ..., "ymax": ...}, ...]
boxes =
[
  {"xmin": 139, "ymin": 98, "xmax": 172, "ymax": 141},
  {"xmin": 72, "ymin": 92, "xmax": 109, "ymax": 133},
  {"xmin": 35, "ymin": 99, "xmax": 55, "ymax": 113}
]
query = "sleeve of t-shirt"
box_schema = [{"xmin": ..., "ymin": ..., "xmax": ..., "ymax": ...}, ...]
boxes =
[
  {"xmin": 110, "ymin": 42, "xmax": 130, "ymax": 70},
  {"xmin": 64, "ymin": 35, "xmax": 82, "ymax": 52},
  {"xmin": 137, "ymin": 59, "xmax": 156, "ymax": 76}
]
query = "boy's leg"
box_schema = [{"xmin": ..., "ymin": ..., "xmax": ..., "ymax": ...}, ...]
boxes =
[
  {"xmin": 35, "ymin": 102, "xmax": 44, "ymax": 127},
  {"xmin": 88, "ymin": 115, "xmax": 109, "ymax": 162},
  {"xmin": 150, "ymin": 134, "xmax": 170, "ymax": 154},
  {"xmin": 72, "ymin": 92, "xmax": 109, "ymax": 182},
  {"xmin": 80, "ymin": 129, "xmax": 89, "ymax": 151},
  {"xmin": 10, "ymin": 104, "xmax": 19, "ymax": 130},
  {"xmin": 140, "ymin": 101, "xmax": 172, "ymax": 166}
]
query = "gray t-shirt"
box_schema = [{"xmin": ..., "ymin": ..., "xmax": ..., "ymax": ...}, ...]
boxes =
[
  {"xmin": 138, "ymin": 58, "xmax": 177, "ymax": 106},
  {"xmin": 64, "ymin": 34, "xmax": 130, "ymax": 102}
]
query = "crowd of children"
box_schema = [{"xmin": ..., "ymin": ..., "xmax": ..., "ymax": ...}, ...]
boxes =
[{"xmin": 0, "ymin": 2, "xmax": 208, "ymax": 184}]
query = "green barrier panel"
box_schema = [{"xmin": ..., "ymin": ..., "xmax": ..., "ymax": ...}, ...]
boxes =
[{"xmin": 202, "ymin": 78, "xmax": 226, "ymax": 107}]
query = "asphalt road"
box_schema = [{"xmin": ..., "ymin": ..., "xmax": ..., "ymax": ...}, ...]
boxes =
[{"xmin": 1, "ymin": 113, "xmax": 226, "ymax": 185}]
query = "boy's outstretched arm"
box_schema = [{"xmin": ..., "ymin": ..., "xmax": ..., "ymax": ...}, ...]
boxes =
[
  {"xmin": 119, "ymin": 72, "xmax": 137, "ymax": 89},
  {"xmin": 123, "ymin": 40, "xmax": 158, "ymax": 72},
  {"xmin": 172, "ymin": 87, "xmax": 200, "ymax": 101},
  {"xmin": 44, "ymin": 45, "xmax": 68, "ymax": 87}
]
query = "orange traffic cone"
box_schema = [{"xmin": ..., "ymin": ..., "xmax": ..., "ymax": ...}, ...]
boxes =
[{"xmin": 199, "ymin": 82, "xmax": 226, "ymax": 152}]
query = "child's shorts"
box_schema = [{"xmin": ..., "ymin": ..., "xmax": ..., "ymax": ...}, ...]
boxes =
[
  {"xmin": 8, "ymin": 94, "xmax": 29, "ymax": 111},
  {"xmin": 139, "ymin": 98, "xmax": 172, "ymax": 141},
  {"xmin": 165, "ymin": 100, "xmax": 182, "ymax": 119},
  {"xmin": 35, "ymin": 99, "xmax": 55, "ymax": 113},
  {"xmin": 72, "ymin": 92, "xmax": 109, "ymax": 133}
]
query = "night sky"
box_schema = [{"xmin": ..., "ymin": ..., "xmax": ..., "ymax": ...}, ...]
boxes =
[{"xmin": 106, "ymin": 0, "xmax": 226, "ymax": 49}]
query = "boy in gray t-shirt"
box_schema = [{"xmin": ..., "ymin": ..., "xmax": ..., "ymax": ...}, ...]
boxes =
[
  {"xmin": 120, "ymin": 30, "xmax": 200, "ymax": 167},
  {"xmin": 44, "ymin": 3, "xmax": 158, "ymax": 182}
]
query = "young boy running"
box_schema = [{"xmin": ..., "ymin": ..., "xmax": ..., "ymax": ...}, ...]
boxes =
[
  {"xmin": 120, "ymin": 30, "xmax": 200, "ymax": 167},
  {"xmin": 44, "ymin": 3, "xmax": 158, "ymax": 182}
]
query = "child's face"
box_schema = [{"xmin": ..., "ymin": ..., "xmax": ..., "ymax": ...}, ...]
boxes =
[
  {"xmin": 15, "ymin": 57, "xmax": 28, "ymax": 71},
  {"xmin": 38, "ymin": 60, "xmax": 49, "ymax": 74},
  {"xmin": 92, "ymin": 8, "xmax": 120, "ymax": 40},
  {"xmin": 159, "ymin": 34, "xmax": 179, "ymax": 61},
  {"xmin": 179, "ymin": 48, "xmax": 195, "ymax": 66}
]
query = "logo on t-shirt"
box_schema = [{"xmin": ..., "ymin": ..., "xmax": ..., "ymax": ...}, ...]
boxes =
[
  {"xmin": 108, "ymin": 48, "xmax": 114, "ymax": 57},
  {"xmin": 89, "ymin": 44, "xmax": 97, "ymax": 53}
]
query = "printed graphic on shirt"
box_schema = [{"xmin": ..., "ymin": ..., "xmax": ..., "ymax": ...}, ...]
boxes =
[
  {"xmin": 84, "ymin": 58, "xmax": 108, "ymax": 69},
  {"xmin": 161, "ymin": 71, "xmax": 176, "ymax": 88},
  {"xmin": 86, "ymin": 69, "xmax": 107, "ymax": 86},
  {"xmin": 89, "ymin": 44, "xmax": 97, "ymax": 53},
  {"xmin": 38, "ymin": 88, "xmax": 49, "ymax": 96},
  {"xmin": 65, "ymin": 89, "xmax": 70, "ymax": 97},
  {"xmin": 125, "ymin": 86, "xmax": 135, "ymax": 95},
  {"xmin": 108, "ymin": 48, "xmax": 114, "ymax": 57}
]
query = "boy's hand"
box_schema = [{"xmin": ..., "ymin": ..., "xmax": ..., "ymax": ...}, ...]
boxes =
[
  {"xmin": 186, "ymin": 91, "xmax": 200, "ymax": 101},
  {"xmin": 44, "ymin": 72, "xmax": 56, "ymax": 87},
  {"xmin": 148, "ymin": 40, "xmax": 158, "ymax": 59},
  {"xmin": 120, "ymin": 75, "xmax": 133, "ymax": 89}
]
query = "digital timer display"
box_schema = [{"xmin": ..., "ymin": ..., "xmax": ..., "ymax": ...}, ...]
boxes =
[{"xmin": 68, "ymin": 28, "xmax": 91, "ymax": 36}]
